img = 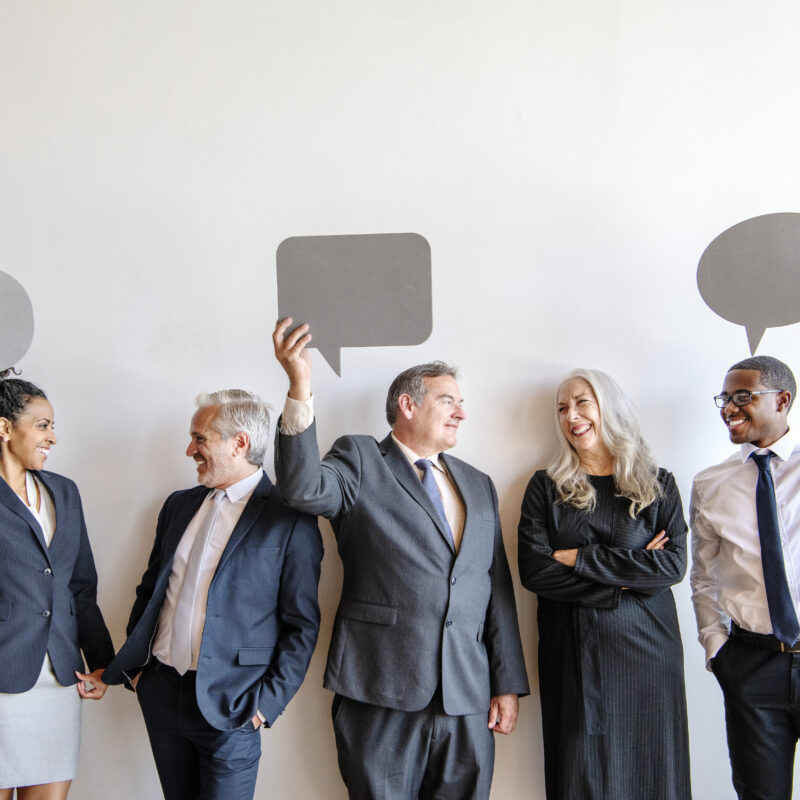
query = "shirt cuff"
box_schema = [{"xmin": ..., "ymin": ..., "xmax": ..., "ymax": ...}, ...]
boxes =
[
  {"xmin": 280, "ymin": 395, "xmax": 314, "ymax": 435},
  {"xmin": 256, "ymin": 710, "xmax": 266, "ymax": 725},
  {"xmin": 704, "ymin": 632, "xmax": 730, "ymax": 671}
]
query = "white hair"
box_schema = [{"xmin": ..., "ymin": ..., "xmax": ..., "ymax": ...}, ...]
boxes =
[
  {"xmin": 195, "ymin": 389, "xmax": 272, "ymax": 466},
  {"xmin": 546, "ymin": 368, "xmax": 662, "ymax": 517}
]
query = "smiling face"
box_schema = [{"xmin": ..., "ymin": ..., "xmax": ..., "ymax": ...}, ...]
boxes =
[
  {"xmin": 186, "ymin": 406, "xmax": 242, "ymax": 489},
  {"xmin": 557, "ymin": 377, "xmax": 608, "ymax": 459},
  {"xmin": 396, "ymin": 375, "xmax": 466, "ymax": 455},
  {"xmin": 1, "ymin": 397, "xmax": 57, "ymax": 472},
  {"xmin": 720, "ymin": 368, "xmax": 790, "ymax": 447}
]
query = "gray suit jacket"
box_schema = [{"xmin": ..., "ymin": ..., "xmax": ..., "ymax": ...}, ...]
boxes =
[{"xmin": 276, "ymin": 423, "xmax": 529, "ymax": 715}]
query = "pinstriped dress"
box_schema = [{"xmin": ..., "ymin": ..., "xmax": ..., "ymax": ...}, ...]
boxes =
[
  {"xmin": 0, "ymin": 473, "xmax": 81, "ymax": 788},
  {"xmin": 518, "ymin": 470, "xmax": 691, "ymax": 800}
]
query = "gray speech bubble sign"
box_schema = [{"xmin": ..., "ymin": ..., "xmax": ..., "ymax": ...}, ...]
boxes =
[
  {"xmin": 277, "ymin": 233, "xmax": 432, "ymax": 376},
  {"xmin": 0, "ymin": 271, "xmax": 35, "ymax": 371},
  {"xmin": 697, "ymin": 212, "xmax": 800, "ymax": 354}
]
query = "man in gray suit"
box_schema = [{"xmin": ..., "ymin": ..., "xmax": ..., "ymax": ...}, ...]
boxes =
[{"xmin": 272, "ymin": 318, "xmax": 529, "ymax": 800}]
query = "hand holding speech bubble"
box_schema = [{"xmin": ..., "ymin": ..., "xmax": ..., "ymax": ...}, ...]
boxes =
[
  {"xmin": 277, "ymin": 233, "xmax": 432, "ymax": 376},
  {"xmin": 697, "ymin": 212, "xmax": 800, "ymax": 354},
  {"xmin": 0, "ymin": 271, "xmax": 35, "ymax": 373}
]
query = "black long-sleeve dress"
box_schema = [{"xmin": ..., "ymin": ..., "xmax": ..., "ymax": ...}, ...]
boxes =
[{"xmin": 518, "ymin": 469, "xmax": 691, "ymax": 800}]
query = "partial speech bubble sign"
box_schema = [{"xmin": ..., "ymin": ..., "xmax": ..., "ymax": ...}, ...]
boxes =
[
  {"xmin": 277, "ymin": 233, "xmax": 432, "ymax": 376},
  {"xmin": 697, "ymin": 212, "xmax": 800, "ymax": 354},
  {"xmin": 0, "ymin": 271, "xmax": 35, "ymax": 371}
]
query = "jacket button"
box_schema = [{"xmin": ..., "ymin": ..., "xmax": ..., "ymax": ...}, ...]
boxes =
[
  {"xmin": 450, "ymin": 577, "xmax": 457, "ymax": 585},
  {"xmin": 43, "ymin": 568, "xmax": 52, "ymax": 575},
  {"xmin": 445, "ymin": 619, "xmax": 453, "ymax": 627},
  {"xmin": 41, "ymin": 610, "xmax": 51, "ymax": 618}
]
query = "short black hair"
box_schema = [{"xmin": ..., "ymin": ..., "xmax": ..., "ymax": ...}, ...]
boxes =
[
  {"xmin": 0, "ymin": 378, "xmax": 48, "ymax": 422},
  {"xmin": 728, "ymin": 355, "xmax": 796, "ymax": 411}
]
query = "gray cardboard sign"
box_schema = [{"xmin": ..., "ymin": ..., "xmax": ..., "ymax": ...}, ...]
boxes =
[
  {"xmin": 277, "ymin": 233, "xmax": 432, "ymax": 376},
  {"xmin": 698, "ymin": 212, "xmax": 800, "ymax": 353},
  {"xmin": 0, "ymin": 271, "xmax": 34, "ymax": 371}
]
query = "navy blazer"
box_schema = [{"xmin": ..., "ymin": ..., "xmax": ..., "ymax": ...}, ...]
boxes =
[
  {"xmin": 0, "ymin": 470, "xmax": 114, "ymax": 693},
  {"xmin": 103, "ymin": 472, "xmax": 323, "ymax": 731},
  {"xmin": 276, "ymin": 425, "xmax": 529, "ymax": 715}
]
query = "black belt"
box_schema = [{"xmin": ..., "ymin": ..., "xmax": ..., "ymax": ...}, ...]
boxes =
[{"xmin": 731, "ymin": 623, "xmax": 800, "ymax": 653}]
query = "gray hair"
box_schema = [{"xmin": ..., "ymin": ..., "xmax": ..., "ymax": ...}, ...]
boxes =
[
  {"xmin": 385, "ymin": 361, "xmax": 459, "ymax": 425},
  {"xmin": 728, "ymin": 355, "xmax": 796, "ymax": 410},
  {"xmin": 195, "ymin": 389, "xmax": 272, "ymax": 466},
  {"xmin": 547, "ymin": 368, "xmax": 662, "ymax": 517}
]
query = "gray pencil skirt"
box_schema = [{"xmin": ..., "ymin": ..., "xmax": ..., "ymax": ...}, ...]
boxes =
[{"xmin": 0, "ymin": 654, "xmax": 81, "ymax": 788}]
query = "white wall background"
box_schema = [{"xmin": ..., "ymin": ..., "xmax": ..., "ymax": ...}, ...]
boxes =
[{"xmin": 2, "ymin": 1, "xmax": 800, "ymax": 797}]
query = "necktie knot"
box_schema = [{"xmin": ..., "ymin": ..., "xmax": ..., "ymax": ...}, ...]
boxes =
[
  {"xmin": 751, "ymin": 451, "xmax": 774, "ymax": 471},
  {"xmin": 415, "ymin": 458, "xmax": 433, "ymax": 474}
]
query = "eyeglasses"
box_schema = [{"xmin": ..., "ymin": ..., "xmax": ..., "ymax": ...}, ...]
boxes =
[{"xmin": 713, "ymin": 390, "xmax": 781, "ymax": 408}]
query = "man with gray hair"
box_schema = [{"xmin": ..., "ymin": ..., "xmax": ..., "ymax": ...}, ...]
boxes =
[
  {"xmin": 691, "ymin": 355, "xmax": 800, "ymax": 799},
  {"xmin": 103, "ymin": 389, "xmax": 323, "ymax": 800},
  {"xmin": 272, "ymin": 318, "xmax": 528, "ymax": 800}
]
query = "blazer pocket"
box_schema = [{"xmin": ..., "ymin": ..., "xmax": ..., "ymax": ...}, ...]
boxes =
[
  {"xmin": 237, "ymin": 647, "xmax": 275, "ymax": 666},
  {"xmin": 477, "ymin": 622, "xmax": 484, "ymax": 642},
  {"xmin": 244, "ymin": 545, "xmax": 281, "ymax": 556},
  {"xmin": 0, "ymin": 601, "xmax": 10, "ymax": 620},
  {"xmin": 340, "ymin": 600, "xmax": 397, "ymax": 626}
]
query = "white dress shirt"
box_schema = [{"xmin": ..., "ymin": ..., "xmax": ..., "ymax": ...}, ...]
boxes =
[
  {"xmin": 153, "ymin": 468, "xmax": 263, "ymax": 671},
  {"xmin": 690, "ymin": 430, "xmax": 800, "ymax": 666},
  {"xmin": 280, "ymin": 395, "xmax": 466, "ymax": 550}
]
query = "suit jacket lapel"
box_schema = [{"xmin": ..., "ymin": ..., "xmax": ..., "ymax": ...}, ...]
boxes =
[
  {"xmin": 0, "ymin": 472, "xmax": 50, "ymax": 556},
  {"xmin": 380, "ymin": 435, "xmax": 454, "ymax": 551},
  {"xmin": 214, "ymin": 473, "xmax": 273, "ymax": 575},
  {"xmin": 163, "ymin": 489, "xmax": 209, "ymax": 563},
  {"xmin": 440, "ymin": 454, "xmax": 479, "ymax": 554}
]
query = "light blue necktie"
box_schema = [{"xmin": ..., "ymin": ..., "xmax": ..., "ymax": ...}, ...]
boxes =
[
  {"xmin": 415, "ymin": 458, "xmax": 454, "ymax": 547},
  {"xmin": 751, "ymin": 451, "xmax": 800, "ymax": 646}
]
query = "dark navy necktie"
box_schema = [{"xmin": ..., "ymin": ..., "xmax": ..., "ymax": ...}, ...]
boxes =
[
  {"xmin": 415, "ymin": 458, "xmax": 454, "ymax": 547},
  {"xmin": 751, "ymin": 451, "xmax": 800, "ymax": 646}
]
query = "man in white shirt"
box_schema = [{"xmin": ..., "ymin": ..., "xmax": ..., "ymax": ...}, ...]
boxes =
[
  {"xmin": 103, "ymin": 390, "xmax": 323, "ymax": 800},
  {"xmin": 691, "ymin": 355, "xmax": 799, "ymax": 800}
]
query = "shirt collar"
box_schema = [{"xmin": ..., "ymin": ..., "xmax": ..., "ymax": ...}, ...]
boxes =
[
  {"xmin": 391, "ymin": 434, "xmax": 445, "ymax": 472},
  {"xmin": 739, "ymin": 428, "xmax": 797, "ymax": 463},
  {"xmin": 219, "ymin": 467, "xmax": 263, "ymax": 502}
]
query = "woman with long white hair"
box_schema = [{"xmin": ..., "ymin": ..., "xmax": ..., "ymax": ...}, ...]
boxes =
[{"xmin": 518, "ymin": 369, "xmax": 691, "ymax": 800}]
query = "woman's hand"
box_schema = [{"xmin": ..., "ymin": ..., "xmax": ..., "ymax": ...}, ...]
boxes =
[
  {"xmin": 553, "ymin": 548, "xmax": 578, "ymax": 568},
  {"xmin": 646, "ymin": 530, "xmax": 668, "ymax": 550},
  {"xmin": 75, "ymin": 668, "xmax": 108, "ymax": 700}
]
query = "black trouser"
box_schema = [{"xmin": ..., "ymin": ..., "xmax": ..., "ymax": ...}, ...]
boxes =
[{"xmin": 713, "ymin": 630, "xmax": 800, "ymax": 800}]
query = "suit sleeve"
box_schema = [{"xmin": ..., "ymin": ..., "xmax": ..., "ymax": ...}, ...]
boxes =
[
  {"xmin": 68, "ymin": 487, "xmax": 115, "ymax": 670},
  {"xmin": 517, "ymin": 472, "xmax": 621, "ymax": 608},
  {"xmin": 572, "ymin": 471, "xmax": 688, "ymax": 594},
  {"xmin": 275, "ymin": 421, "xmax": 361, "ymax": 519},
  {"xmin": 483, "ymin": 478, "xmax": 530, "ymax": 698},
  {"xmin": 256, "ymin": 512, "xmax": 324, "ymax": 725}
]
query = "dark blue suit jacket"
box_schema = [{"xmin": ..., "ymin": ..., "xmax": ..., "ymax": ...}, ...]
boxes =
[
  {"xmin": 103, "ymin": 472, "xmax": 323, "ymax": 730},
  {"xmin": 0, "ymin": 470, "xmax": 114, "ymax": 692}
]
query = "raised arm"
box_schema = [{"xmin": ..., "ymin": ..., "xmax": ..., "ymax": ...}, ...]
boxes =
[
  {"xmin": 518, "ymin": 472, "xmax": 621, "ymax": 608},
  {"xmin": 272, "ymin": 318, "xmax": 360, "ymax": 520}
]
